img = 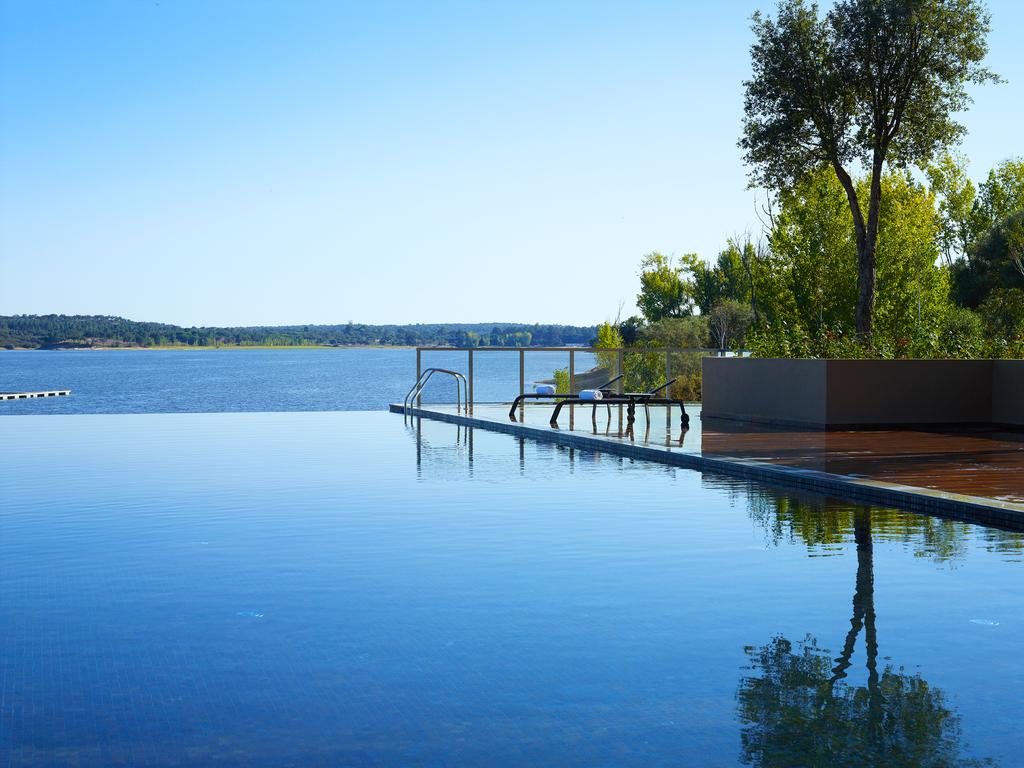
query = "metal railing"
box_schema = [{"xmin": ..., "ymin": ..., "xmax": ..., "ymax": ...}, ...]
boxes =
[
  {"xmin": 403, "ymin": 367, "xmax": 468, "ymax": 415},
  {"xmin": 414, "ymin": 346, "xmax": 730, "ymax": 409}
]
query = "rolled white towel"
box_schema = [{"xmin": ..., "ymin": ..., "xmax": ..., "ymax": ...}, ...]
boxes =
[
  {"xmin": 534, "ymin": 384, "xmax": 556, "ymax": 395},
  {"xmin": 577, "ymin": 389, "xmax": 603, "ymax": 401}
]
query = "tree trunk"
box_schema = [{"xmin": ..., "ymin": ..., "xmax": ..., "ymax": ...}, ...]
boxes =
[
  {"xmin": 832, "ymin": 162, "xmax": 878, "ymax": 340},
  {"xmin": 748, "ymin": 262, "xmax": 759, "ymax": 325},
  {"xmin": 856, "ymin": 155, "xmax": 885, "ymax": 341},
  {"xmin": 855, "ymin": 237, "xmax": 876, "ymax": 339}
]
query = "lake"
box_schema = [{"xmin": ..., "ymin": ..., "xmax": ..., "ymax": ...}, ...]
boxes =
[{"xmin": 0, "ymin": 348, "xmax": 595, "ymax": 415}]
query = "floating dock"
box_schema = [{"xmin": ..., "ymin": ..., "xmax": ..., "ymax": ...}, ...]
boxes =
[{"xmin": 1, "ymin": 390, "xmax": 71, "ymax": 401}]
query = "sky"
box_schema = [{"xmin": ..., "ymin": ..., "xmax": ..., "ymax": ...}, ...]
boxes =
[{"xmin": 1, "ymin": 0, "xmax": 1022, "ymax": 328}]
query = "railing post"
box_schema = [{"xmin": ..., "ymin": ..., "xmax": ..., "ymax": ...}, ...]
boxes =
[
  {"xmin": 665, "ymin": 349, "xmax": 672, "ymax": 431},
  {"xmin": 519, "ymin": 349, "xmax": 525, "ymax": 396},
  {"xmin": 415, "ymin": 348, "xmax": 422, "ymax": 407},
  {"xmin": 468, "ymin": 349, "xmax": 474, "ymax": 413},
  {"xmin": 569, "ymin": 349, "xmax": 576, "ymax": 430},
  {"xmin": 519, "ymin": 348, "xmax": 525, "ymax": 420},
  {"xmin": 617, "ymin": 348, "xmax": 624, "ymax": 432}
]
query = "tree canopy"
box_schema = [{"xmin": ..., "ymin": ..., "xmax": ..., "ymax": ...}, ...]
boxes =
[
  {"xmin": 741, "ymin": 0, "xmax": 997, "ymax": 338},
  {"xmin": 636, "ymin": 253, "xmax": 697, "ymax": 323}
]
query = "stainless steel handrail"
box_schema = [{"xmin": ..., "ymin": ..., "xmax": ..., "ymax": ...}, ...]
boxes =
[{"xmin": 403, "ymin": 368, "xmax": 467, "ymax": 415}]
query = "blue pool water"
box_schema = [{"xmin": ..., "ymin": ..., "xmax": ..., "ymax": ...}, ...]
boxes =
[
  {"xmin": 0, "ymin": 348, "xmax": 595, "ymax": 415},
  {"xmin": 2, "ymin": 411, "xmax": 1022, "ymax": 766}
]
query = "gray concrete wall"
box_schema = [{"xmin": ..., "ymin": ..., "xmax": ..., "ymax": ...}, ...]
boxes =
[
  {"xmin": 826, "ymin": 360, "xmax": 992, "ymax": 426},
  {"xmin": 701, "ymin": 358, "xmax": 827, "ymax": 427},
  {"xmin": 992, "ymin": 360, "xmax": 1024, "ymax": 426},
  {"xmin": 703, "ymin": 357, "xmax": 1016, "ymax": 428}
]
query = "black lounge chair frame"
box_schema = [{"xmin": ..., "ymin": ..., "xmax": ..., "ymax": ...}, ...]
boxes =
[
  {"xmin": 509, "ymin": 374, "xmax": 624, "ymax": 423},
  {"xmin": 548, "ymin": 378, "xmax": 689, "ymax": 430}
]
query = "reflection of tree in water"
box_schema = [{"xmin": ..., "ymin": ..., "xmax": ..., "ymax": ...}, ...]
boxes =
[
  {"xmin": 737, "ymin": 508, "xmax": 994, "ymax": 766},
  {"xmin": 737, "ymin": 634, "xmax": 990, "ymax": 767},
  {"xmin": 981, "ymin": 528, "xmax": 1024, "ymax": 560},
  {"xmin": 745, "ymin": 490, "xmax": 979, "ymax": 563},
  {"xmin": 745, "ymin": 486, "xmax": 1024, "ymax": 566}
]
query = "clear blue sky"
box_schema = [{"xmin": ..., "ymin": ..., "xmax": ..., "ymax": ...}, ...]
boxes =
[{"xmin": 2, "ymin": 0, "xmax": 1022, "ymax": 327}]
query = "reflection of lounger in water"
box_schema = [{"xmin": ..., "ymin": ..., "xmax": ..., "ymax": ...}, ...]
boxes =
[
  {"xmin": 508, "ymin": 375, "xmax": 623, "ymax": 422},
  {"xmin": 549, "ymin": 378, "xmax": 689, "ymax": 430}
]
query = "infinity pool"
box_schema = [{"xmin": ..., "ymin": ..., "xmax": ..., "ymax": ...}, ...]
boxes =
[{"xmin": 2, "ymin": 412, "xmax": 1022, "ymax": 766}]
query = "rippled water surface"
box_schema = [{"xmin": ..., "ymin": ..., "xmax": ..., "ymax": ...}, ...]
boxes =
[
  {"xmin": 2, "ymin": 411, "xmax": 1022, "ymax": 766},
  {"xmin": 0, "ymin": 348, "xmax": 594, "ymax": 414}
]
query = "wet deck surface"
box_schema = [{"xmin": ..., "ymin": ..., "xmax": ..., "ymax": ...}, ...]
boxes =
[
  {"xmin": 701, "ymin": 424, "xmax": 1024, "ymax": 505},
  {"xmin": 397, "ymin": 402, "xmax": 1024, "ymax": 515}
]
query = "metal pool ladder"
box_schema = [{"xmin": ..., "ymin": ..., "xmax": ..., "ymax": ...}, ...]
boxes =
[{"xmin": 404, "ymin": 368, "xmax": 468, "ymax": 415}]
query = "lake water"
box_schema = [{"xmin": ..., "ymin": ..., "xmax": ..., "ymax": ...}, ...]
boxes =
[
  {"xmin": 2, "ymin": 411, "xmax": 1021, "ymax": 766},
  {"xmin": 0, "ymin": 348, "xmax": 595, "ymax": 415}
]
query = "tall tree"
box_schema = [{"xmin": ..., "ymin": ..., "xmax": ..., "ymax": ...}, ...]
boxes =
[
  {"xmin": 708, "ymin": 299, "xmax": 754, "ymax": 350},
  {"xmin": 974, "ymin": 157, "xmax": 1024, "ymax": 237},
  {"xmin": 926, "ymin": 151, "xmax": 979, "ymax": 265},
  {"xmin": 740, "ymin": 0, "xmax": 997, "ymax": 339},
  {"xmin": 635, "ymin": 253, "xmax": 694, "ymax": 323},
  {"xmin": 765, "ymin": 167, "xmax": 950, "ymax": 341}
]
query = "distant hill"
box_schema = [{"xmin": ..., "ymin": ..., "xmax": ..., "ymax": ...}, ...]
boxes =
[{"xmin": 0, "ymin": 315, "xmax": 598, "ymax": 349}]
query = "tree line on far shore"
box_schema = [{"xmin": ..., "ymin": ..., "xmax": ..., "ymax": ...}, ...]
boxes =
[{"xmin": 0, "ymin": 315, "xmax": 597, "ymax": 350}]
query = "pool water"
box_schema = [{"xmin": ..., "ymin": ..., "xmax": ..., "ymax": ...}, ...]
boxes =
[{"xmin": 1, "ymin": 411, "xmax": 1022, "ymax": 766}]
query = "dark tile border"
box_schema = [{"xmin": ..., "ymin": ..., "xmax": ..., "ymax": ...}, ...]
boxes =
[{"xmin": 390, "ymin": 403, "xmax": 1024, "ymax": 531}]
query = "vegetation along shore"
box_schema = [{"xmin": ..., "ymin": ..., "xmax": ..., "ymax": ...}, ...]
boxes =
[{"xmin": 0, "ymin": 315, "xmax": 597, "ymax": 350}]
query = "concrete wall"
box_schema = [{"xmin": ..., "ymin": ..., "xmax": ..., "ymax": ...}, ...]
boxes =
[
  {"xmin": 825, "ymin": 360, "xmax": 992, "ymax": 426},
  {"xmin": 702, "ymin": 358, "xmax": 827, "ymax": 427},
  {"xmin": 992, "ymin": 360, "xmax": 1024, "ymax": 426},
  {"xmin": 702, "ymin": 357, "xmax": 1021, "ymax": 428}
]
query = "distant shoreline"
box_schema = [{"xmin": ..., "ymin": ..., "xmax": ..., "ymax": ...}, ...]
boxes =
[
  {"xmin": 2, "ymin": 315, "xmax": 597, "ymax": 350},
  {"xmin": 2, "ymin": 344, "xmax": 419, "ymax": 351}
]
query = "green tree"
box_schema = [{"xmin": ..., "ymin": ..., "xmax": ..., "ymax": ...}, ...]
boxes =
[
  {"xmin": 939, "ymin": 307, "xmax": 985, "ymax": 358},
  {"xmin": 636, "ymin": 252, "xmax": 694, "ymax": 322},
  {"xmin": 979, "ymin": 288, "xmax": 1024, "ymax": 341},
  {"xmin": 762, "ymin": 168, "xmax": 951, "ymax": 344},
  {"xmin": 638, "ymin": 317, "xmax": 708, "ymax": 401},
  {"xmin": 767, "ymin": 168, "xmax": 857, "ymax": 331},
  {"xmin": 926, "ymin": 152, "xmax": 979, "ymax": 264},
  {"xmin": 872, "ymin": 173, "xmax": 951, "ymax": 345},
  {"xmin": 618, "ymin": 315, "xmax": 645, "ymax": 345},
  {"xmin": 954, "ymin": 210, "xmax": 1024, "ymax": 308},
  {"xmin": 640, "ymin": 316, "xmax": 709, "ymax": 349},
  {"xmin": 708, "ymin": 299, "xmax": 754, "ymax": 350},
  {"xmin": 741, "ymin": 0, "xmax": 997, "ymax": 339},
  {"xmin": 592, "ymin": 321, "xmax": 624, "ymax": 380},
  {"xmin": 689, "ymin": 240, "xmax": 759, "ymax": 316},
  {"xmin": 975, "ymin": 157, "xmax": 1024, "ymax": 235}
]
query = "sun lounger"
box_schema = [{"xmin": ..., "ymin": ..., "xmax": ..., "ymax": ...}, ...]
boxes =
[
  {"xmin": 548, "ymin": 378, "xmax": 689, "ymax": 429},
  {"xmin": 509, "ymin": 374, "xmax": 623, "ymax": 422}
]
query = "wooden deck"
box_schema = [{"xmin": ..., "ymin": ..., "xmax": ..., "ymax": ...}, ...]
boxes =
[{"xmin": 701, "ymin": 423, "xmax": 1024, "ymax": 505}]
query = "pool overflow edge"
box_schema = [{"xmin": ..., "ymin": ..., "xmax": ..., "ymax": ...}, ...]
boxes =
[{"xmin": 390, "ymin": 403, "xmax": 1024, "ymax": 532}]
